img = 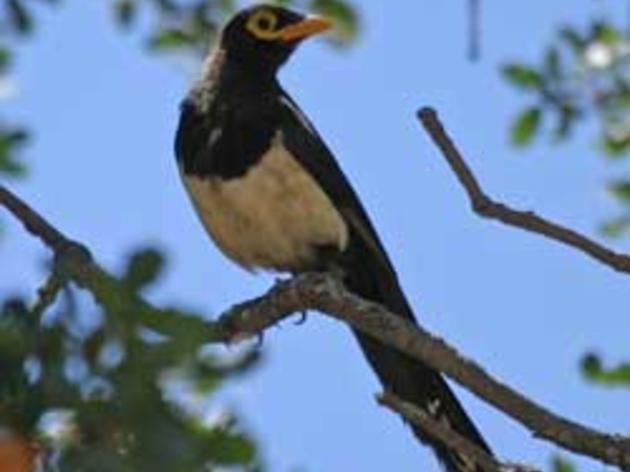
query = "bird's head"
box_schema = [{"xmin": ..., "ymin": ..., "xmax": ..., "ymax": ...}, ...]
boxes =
[{"xmin": 220, "ymin": 4, "xmax": 332, "ymax": 75}]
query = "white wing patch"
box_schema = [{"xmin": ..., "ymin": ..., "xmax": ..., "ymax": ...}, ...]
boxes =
[
  {"xmin": 208, "ymin": 127, "xmax": 223, "ymax": 147},
  {"xmin": 280, "ymin": 95, "xmax": 318, "ymax": 136},
  {"xmin": 426, "ymin": 398, "xmax": 480, "ymax": 472}
]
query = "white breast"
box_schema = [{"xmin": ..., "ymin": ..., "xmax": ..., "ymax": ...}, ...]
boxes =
[{"xmin": 181, "ymin": 131, "xmax": 349, "ymax": 271}]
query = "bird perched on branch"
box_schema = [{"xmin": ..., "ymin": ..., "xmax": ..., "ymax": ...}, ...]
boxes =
[{"xmin": 175, "ymin": 4, "xmax": 492, "ymax": 471}]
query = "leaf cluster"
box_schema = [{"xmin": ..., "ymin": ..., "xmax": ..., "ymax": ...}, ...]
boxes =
[
  {"xmin": 0, "ymin": 248, "xmax": 262, "ymax": 471},
  {"xmin": 503, "ymin": 21, "xmax": 629, "ymax": 154}
]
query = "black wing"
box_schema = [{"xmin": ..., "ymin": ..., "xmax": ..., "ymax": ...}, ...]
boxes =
[{"xmin": 277, "ymin": 92, "xmax": 401, "ymax": 289}]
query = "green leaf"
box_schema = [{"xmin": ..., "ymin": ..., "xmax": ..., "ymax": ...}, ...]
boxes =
[
  {"xmin": 121, "ymin": 248, "xmax": 165, "ymax": 292},
  {"xmin": 601, "ymin": 132, "xmax": 630, "ymax": 157},
  {"xmin": 502, "ymin": 64, "xmax": 543, "ymax": 89},
  {"xmin": 552, "ymin": 456, "xmax": 575, "ymax": 472},
  {"xmin": 0, "ymin": 47, "xmax": 11, "ymax": 74},
  {"xmin": 147, "ymin": 28, "xmax": 194, "ymax": 51},
  {"xmin": 205, "ymin": 430, "xmax": 256, "ymax": 465},
  {"xmin": 114, "ymin": 0, "xmax": 136, "ymax": 28},
  {"xmin": 311, "ymin": 0, "xmax": 359, "ymax": 45},
  {"xmin": 554, "ymin": 104, "xmax": 576, "ymax": 141},
  {"xmin": 7, "ymin": 0, "xmax": 33, "ymax": 34},
  {"xmin": 592, "ymin": 21, "xmax": 619, "ymax": 45},
  {"xmin": 0, "ymin": 128, "xmax": 29, "ymax": 177},
  {"xmin": 600, "ymin": 216, "xmax": 630, "ymax": 238},
  {"xmin": 544, "ymin": 47, "xmax": 561, "ymax": 79},
  {"xmin": 581, "ymin": 353, "xmax": 630, "ymax": 386},
  {"xmin": 607, "ymin": 180, "xmax": 630, "ymax": 202},
  {"xmin": 510, "ymin": 107, "xmax": 541, "ymax": 146},
  {"xmin": 560, "ymin": 27, "xmax": 586, "ymax": 54}
]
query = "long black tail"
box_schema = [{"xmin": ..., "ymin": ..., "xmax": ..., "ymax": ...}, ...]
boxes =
[{"xmin": 341, "ymin": 238, "xmax": 492, "ymax": 472}]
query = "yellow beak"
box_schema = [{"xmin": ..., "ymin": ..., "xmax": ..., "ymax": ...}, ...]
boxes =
[{"xmin": 279, "ymin": 15, "xmax": 333, "ymax": 42}]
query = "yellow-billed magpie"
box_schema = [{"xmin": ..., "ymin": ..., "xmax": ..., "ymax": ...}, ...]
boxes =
[{"xmin": 175, "ymin": 5, "xmax": 492, "ymax": 471}]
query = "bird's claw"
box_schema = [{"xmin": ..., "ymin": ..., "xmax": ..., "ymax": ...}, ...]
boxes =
[
  {"xmin": 254, "ymin": 331, "xmax": 265, "ymax": 348},
  {"xmin": 294, "ymin": 311, "xmax": 308, "ymax": 325}
]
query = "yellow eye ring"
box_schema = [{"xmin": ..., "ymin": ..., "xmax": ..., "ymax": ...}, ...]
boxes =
[{"xmin": 246, "ymin": 10, "xmax": 281, "ymax": 40}]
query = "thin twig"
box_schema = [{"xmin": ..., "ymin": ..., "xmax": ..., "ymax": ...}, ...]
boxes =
[
  {"xmin": 30, "ymin": 273, "xmax": 63, "ymax": 318},
  {"xmin": 468, "ymin": 0, "xmax": 481, "ymax": 61},
  {"xmin": 417, "ymin": 107, "xmax": 630, "ymax": 273},
  {"xmin": 0, "ymin": 186, "xmax": 69, "ymax": 252},
  {"xmin": 378, "ymin": 392, "xmax": 538, "ymax": 472}
]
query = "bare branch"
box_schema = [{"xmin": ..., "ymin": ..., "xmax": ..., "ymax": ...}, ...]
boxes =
[
  {"xmin": 3, "ymin": 185, "xmax": 630, "ymax": 469},
  {"xmin": 30, "ymin": 273, "xmax": 63, "ymax": 317},
  {"xmin": 0, "ymin": 186, "xmax": 68, "ymax": 252},
  {"xmin": 378, "ymin": 392, "xmax": 538, "ymax": 472},
  {"xmin": 468, "ymin": 0, "xmax": 481, "ymax": 61},
  {"xmin": 417, "ymin": 107, "xmax": 630, "ymax": 273}
]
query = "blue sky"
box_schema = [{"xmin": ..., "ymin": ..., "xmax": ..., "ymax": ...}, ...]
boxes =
[{"xmin": 1, "ymin": 1, "xmax": 629, "ymax": 470}]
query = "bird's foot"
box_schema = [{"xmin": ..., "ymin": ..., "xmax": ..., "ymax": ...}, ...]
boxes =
[
  {"xmin": 294, "ymin": 310, "xmax": 309, "ymax": 325},
  {"xmin": 273, "ymin": 275, "xmax": 292, "ymax": 287},
  {"xmin": 254, "ymin": 330, "xmax": 265, "ymax": 348}
]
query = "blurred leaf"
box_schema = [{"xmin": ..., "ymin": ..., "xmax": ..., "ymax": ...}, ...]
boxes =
[
  {"xmin": 0, "ymin": 128, "xmax": 29, "ymax": 177},
  {"xmin": 502, "ymin": 64, "xmax": 543, "ymax": 89},
  {"xmin": 147, "ymin": 28, "xmax": 194, "ymax": 50},
  {"xmin": 607, "ymin": 180, "xmax": 630, "ymax": 202},
  {"xmin": 311, "ymin": 0, "xmax": 359, "ymax": 45},
  {"xmin": 552, "ymin": 456, "xmax": 576, "ymax": 472},
  {"xmin": 592, "ymin": 21, "xmax": 618, "ymax": 45},
  {"xmin": 601, "ymin": 133, "xmax": 630, "ymax": 157},
  {"xmin": 554, "ymin": 104, "xmax": 576, "ymax": 140},
  {"xmin": 205, "ymin": 430, "xmax": 256, "ymax": 465},
  {"xmin": 600, "ymin": 216, "xmax": 630, "ymax": 237},
  {"xmin": 581, "ymin": 353, "xmax": 630, "ymax": 386},
  {"xmin": 114, "ymin": 0, "xmax": 137, "ymax": 29},
  {"xmin": 544, "ymin": 47, "xmax": 561, "ymax": 79},
  {"xmin": 511, "ymin": 107, "xmax": 541, "ymax": 146},
  {"xmin": 7, "ymin": 0, "xmax": 33, "ymax": 34},
  {"xmin": 560, "ymin": 27, "xmax": 585, "ymax": 53},
  {"xmin": 0, "ymin": 47, "xmax": 11, "ymax": 74},
  {"xmin": 121, "ymin": 248, "xmax": 165, "ymax": 292}
]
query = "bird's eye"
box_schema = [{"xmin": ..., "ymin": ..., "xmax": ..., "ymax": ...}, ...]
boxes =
[
  {"xmin": 246, "ymin": 10, "xmax": 280, "ymax": 40},
  {"xmin": 257, "ymin": 16, "xmax": 272, "ymax": 31}
]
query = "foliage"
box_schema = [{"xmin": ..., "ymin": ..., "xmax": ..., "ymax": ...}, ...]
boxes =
[
  {"xmin": 0, "ymin": 248, "xmax": 262, "ymax": 470},
  {"xmin": 0, "ymin": 125, "xmax": 28, "ymax": 178},
  {"xmin": 581, "ymin": 353, "xmax": 630, "ymax": 387},
  {"xmin": 502, "ymin": 20, "xmax": 629, "ymax": 154},
  {"xmin": 0, "ymin": 44, "xmax": 28, "ymax": 179},
  {"xmin": 502, "ymin": 19, "xmax": 630, "ymax": 236},
  {"xmin": 127, "ymin": 0, "xmax": 359, "ymax": 53},
  {"xmin": 0, "ymin": 0, "xmax": 358, "ymax": 55},
  {"xmin": 551, "ymin": 456, "xmax": 576, "ymax": 472}
]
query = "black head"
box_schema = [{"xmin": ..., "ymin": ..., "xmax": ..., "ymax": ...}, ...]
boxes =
[{"xmin": 220, "ymin": 4, "xmax": 331, "ymax": 75}]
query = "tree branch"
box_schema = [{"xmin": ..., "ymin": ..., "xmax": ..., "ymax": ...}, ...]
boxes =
[
  {"xmin": 3, "ymin": 185, "xmax": 630, "ymax": 469},
  {"xmin": 378, "ymin": 392, "xmax": 537, "ymax": 472},
  {"xmin": 468, "ymin": 0, "xmax": 481, "ymax": 61},
  {"xmin": 216, "ymin": 273, "xmax": 630, "ymax": 469},
  {"xmin": 417, "ymin": 107, "xmax": 630, "ymax": 273},
  {"xmin": 0, "ymin": 186, "xmax": 68, "ymax": 252}
]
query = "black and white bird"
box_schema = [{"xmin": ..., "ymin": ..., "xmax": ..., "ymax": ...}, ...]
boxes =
[{"xmin": 175, "ymin": 4, "xmax": 492, "ymax": 471}]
